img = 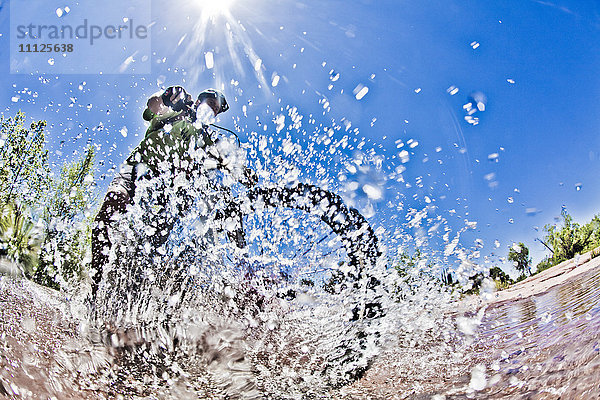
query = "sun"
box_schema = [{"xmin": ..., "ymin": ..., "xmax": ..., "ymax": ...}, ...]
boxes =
[{"xmin": 195, "ymin": 0, "xmax": 236, "ymax": 17}]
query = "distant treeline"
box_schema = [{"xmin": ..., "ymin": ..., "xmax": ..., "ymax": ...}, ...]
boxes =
[
  {"xmin": 394, "ymin": 210, "xmax": 600, "ymax": 295},
  {"xmin": 535, "ymin": 210, "xmax": 600, "ymax": 273}
]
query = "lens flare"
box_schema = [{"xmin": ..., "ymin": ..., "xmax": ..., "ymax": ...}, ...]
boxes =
[
  {"xmin": 195, "ymin": 0, "xmax": 235, "ymax": 17},
  {"xmin": 179, "ymin": 0, "xmax": 270, "ymax": 92}
]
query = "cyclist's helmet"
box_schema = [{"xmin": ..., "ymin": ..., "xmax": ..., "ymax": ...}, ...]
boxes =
[
  {"xmin": 161, "ymin": 85, "xmax": 194, "ymax": 112},
  {"xmin": 197, "ymin": 89, "xmax": 229, "ymax": 115}
]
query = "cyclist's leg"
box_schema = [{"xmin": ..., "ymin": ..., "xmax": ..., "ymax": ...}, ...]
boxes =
[
  {"xmin": 91, "ymin": 189, "xmax": 130, "ymax": 296},
  {"xmin": 91, "ymin": 166, "xmax": 136, "ymax": 297}
]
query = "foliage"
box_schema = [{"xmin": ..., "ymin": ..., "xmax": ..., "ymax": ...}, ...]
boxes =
[
  {"xmin": 506, "ymin": 211, "xmax": 600, "ymax": 282},
  {"xmin": 585, "ymin": 215, "xmax": 600, "ymax": 251},
  {"xmin": 43, "ymin": 146, "xmax": 95, "ymax": 222},
  {"xmin": 508, "ymin": 242, "xmax": 531, "ymax": 277},
  {"xmin": 0, "ymin": 112, "xmax": 50, "ymax": 274},
  {"xmin": 489, "ymin": 266, "xmax": 512, "ymax": 290},
  {"xmin": 0, "ymin": 202, "xmax": 44, "ymax": 275},
  {"xmin": 0, "ymin": 112, "xmax": 51, "ymax": 212},
  {"xmin": 543, "ymin": 210, "xmax": 595, "ymax": 265},
  {"xmin": 462, "ymin": 272, "xmax": 485, "ymax": 295},
  {"xmin": 535, "ymin": 257, "xmax": 554, "ymax": 274},
  {"xmin": 0, "ymin": 112, "xmax": 96, "ymax": 290},
  {"xmin": 34, "ymin": 146, "xmax": 96, "ymax": 289},
  {"xmin": 515, "ymin": 274, "xmax": 528, "ymax": 283},
  {"xmin": 394, "ymin": 249, "xmax": 426, "ymax": 282},
  {"xmin": 392, "ymin": 249, "xmax": 461, "ymax": 299}
]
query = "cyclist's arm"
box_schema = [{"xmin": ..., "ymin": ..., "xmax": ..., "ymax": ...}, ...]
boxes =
[{"xmin": 144, "ymin": 109, "xmax": 186, "ymax": 136}]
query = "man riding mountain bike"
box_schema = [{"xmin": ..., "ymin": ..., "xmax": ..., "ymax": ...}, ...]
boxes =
[{"xmin": 91, "ymin": 85, "xmax": 246, "ymax": 299}]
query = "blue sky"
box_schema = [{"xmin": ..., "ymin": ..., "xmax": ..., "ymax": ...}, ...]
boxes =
[{"xmin": 1, "ymin": 0, "xmax": 599, "ymax": 277}]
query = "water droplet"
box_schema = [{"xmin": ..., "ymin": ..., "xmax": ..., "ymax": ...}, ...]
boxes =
[
  {"xmin": 414, "ymin": 88, "xmax": 422, "ymax": 93},
  {"xmin": 205, "ymin": 52, "xmax": 214, "ymax": 69},
  {"xmin": 353, "ymin": 84, "xmax": 369, "ymax": 100},
  {"xmin": 447, "ymin": 86, "xmax": 459, "ymax": 95},
  {"xmin": 469, "ymin": 92, "xmax": 487, "ymax": 111},
  {"xmin": 470, "ymin": 41, "xmax": 480, "ymax": 49},
  {"xmin": 507, "ymin": 197, "xmax": 514, "ymax": 203},
  {"xmin": 56, "ymin": 8, "xmax": 63, "ymax": 17},
  {"xmin": 465, "ymin": 115, "xmax": 479, "ymax": 125},
  {"xmin": 399, "ymin": 150, "xmax": 410, "ymax": 163},
  {"xmin": 11, "ymin": 95, "xmax": 19, "ymax": 103},
  {"xmin": 329, "ymin": 70, "xmax": 340, "ymax": 82},
  {"xmin": 120, "ymin": 126, "xmax": 128, "ymax": 137},
  {"xmin": 525, "ymin": 207, "xmax": 538, "ymax": 216},
  {"xmin": 575, "ymin": 182, "xmax": 582, "ymax": 191},
  {"xmin": 271, "ymin": 73, "xmax": 280, "ymax": 87},
  {"xmin": 507, "ymin": 78, "xmax": 515, "ymax": 84},
  {"xmin": 48, "ymin": 58, "xmax": 55, "ymax": 65},
  {"xmin": 362, "ymin": 184, "xmax": 383, "ymax": 200},
  {"xmin": 488, "ymin": 153, "xmax": 499, "ymax": 162},
  {"xmin": 254, "ymin": 58, "xmax": 262, "ymax": 71}
]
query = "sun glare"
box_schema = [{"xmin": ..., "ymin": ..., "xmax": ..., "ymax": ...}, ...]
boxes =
[
  {"xmin": 196, "ymin": 0, "xmax": 236, "ymax": 17},
  {"xmin": 180, "ymin": 0, "xmax": 269, "ymax": 92}
]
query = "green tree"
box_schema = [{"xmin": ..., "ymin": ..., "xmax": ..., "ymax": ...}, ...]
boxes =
[
  {"xmin": 394, "ymin": 248, "xmax": 422, "ymax": 277},
  {"xmin": 0, "ymin": 202, "xmax": 43, "ymax": 274},
  {"xmin": 392, "ymin": 249, "xmax": 459, "ymax": 296},
  {"xmin": 544, "ymin": 210, "xmax": 594, "ymax": 264},
  {"xmin": 535, "ymin": 257, "xmax": 554, "ymax": 274},
  {"xmin": 463, "ymin": 272, "xmax": 485, "ymax": 295},
  {"xmin": 489, "ymin": 266, "xmax": 512, "ymax": 290},
  {"xmin": 0, "ymin": 112, "xmax": 51, "ymax": 211},
  {"xmin": 584, "ymin": 215, "xmax": 600, "ymax": 252},
  {"xmin": 0, "ymin": 112, "xmax": 96, "ymax": 290},
  {"xmin": 34, "ymin": 146, "xmax": 96, "ymax": 289},
  {"xmin": 0, "ymin": 112, "xmax": 51, "ymax": 274},
  {"xmin": 508, "ymin": 242, "xmax": 531, "ymax": 278}
]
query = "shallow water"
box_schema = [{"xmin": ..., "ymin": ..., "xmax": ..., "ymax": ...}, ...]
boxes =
[
  {"xmin": 465, "ymin": 266, "xmax": 600, "ymax": 399},
  {"xmin": 2, "ymin": 264, "xmax": 599, "ymax": 399},
  {"xmin": 346, "ymin": 265, "xmax": 600, "ymax": 399}
]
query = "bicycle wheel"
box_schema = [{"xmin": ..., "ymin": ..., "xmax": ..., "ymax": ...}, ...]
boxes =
[{"xmin": 219, "ymin": 182, "xmax": 384, "ymax": 383}]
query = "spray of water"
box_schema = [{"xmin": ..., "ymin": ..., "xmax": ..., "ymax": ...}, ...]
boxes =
[{"xmin": 33, "ymin": 105, "xmax": 474, "ymax": 399}]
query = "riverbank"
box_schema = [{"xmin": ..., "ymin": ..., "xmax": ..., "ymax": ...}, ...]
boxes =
[{"xmin": 488, "ymin": 245, "xmax": 600, "ymax": 305}]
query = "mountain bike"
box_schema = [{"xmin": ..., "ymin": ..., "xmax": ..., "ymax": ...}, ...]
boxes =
[{"xmin": 94, "ymin": 130, "xmax": 386, "ymax": 386}]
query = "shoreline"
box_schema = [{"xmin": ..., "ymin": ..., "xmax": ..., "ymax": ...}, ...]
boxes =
[{"xmin": 486, "ymin": 246, "xmax": 600, "ymax": 305}]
